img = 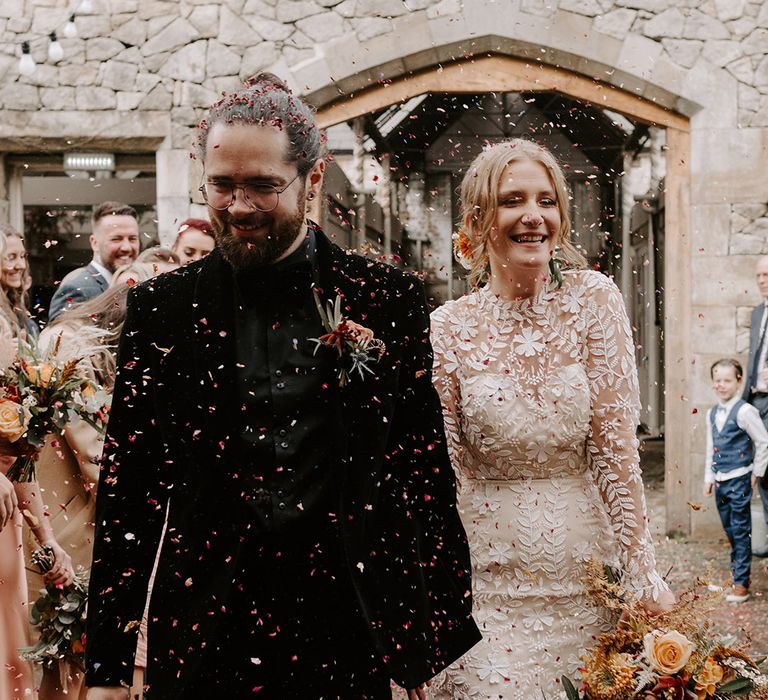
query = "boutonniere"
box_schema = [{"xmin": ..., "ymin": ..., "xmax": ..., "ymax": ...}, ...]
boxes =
[{"xmin": 310, "ymin": 290, "xmax": 386, "ymax": 386}]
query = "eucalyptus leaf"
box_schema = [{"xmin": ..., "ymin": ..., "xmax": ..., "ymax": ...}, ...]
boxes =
[
  {"xmin": 561, "ymin": 675, "xmax": 581, "ymax": 700},
  {"xmin": 718, "ymin": 677, "xmax": 754, "ymax": 693}
]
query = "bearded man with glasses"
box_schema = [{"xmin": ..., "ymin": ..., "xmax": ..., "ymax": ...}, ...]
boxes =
[{"xmin": 84, "ymin": 73, "xmax": 480, "ymax": 700}]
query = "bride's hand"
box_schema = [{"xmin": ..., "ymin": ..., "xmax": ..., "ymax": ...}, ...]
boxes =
[
  {"xmin": 643, "ymin": 587, "xmax": 676, "ymax": 615},
  {"xmin": 0, "ymin": 472, "xmax": 18, "ymax": 531}
]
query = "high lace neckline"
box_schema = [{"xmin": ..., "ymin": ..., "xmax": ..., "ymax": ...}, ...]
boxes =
[{"xmin": 476, "ymin": 275, "xmax": 560, "ymax": 316}]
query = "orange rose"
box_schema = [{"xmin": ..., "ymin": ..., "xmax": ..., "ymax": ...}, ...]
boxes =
[
  {"xmin": 643, "ymin": 630, "xmax": 694, "ymax": 675},
  {"xmin": 26, "ymin": 362, "xmax": 55, "ymax": 388},
  {"xmin": 694, "ymin": 657, "xmax": 724, "ymax": 699},
  {"xmin": 0, "ymin": 399, "xmax": 31, "ymax": 442}
]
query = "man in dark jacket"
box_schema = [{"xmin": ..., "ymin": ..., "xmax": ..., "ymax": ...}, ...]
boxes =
[
  {"xmin": 84, "ymin": 74, "xmax": 479, "ymax": 699},
  {"xmin": 742, "ymin": 255, "xmax": 768, "ymax": 556}
]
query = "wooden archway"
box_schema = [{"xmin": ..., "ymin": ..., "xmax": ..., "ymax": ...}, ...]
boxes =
[{"xmin": 315, "ymin": 53, "xmax": 693, "ymax": 535}]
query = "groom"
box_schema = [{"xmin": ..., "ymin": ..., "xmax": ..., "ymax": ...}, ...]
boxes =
[{"xmin": 84, "ymin": 74, "xmax": 479, "ymax": 699}]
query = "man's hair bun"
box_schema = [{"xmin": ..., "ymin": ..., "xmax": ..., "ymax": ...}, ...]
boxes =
[{"xmin": 243, "ymin": 72, "xmax": 291, "ymax": 94}]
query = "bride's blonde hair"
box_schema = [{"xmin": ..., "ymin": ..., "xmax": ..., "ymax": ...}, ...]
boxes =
[{"xmin": 458, "ymin": 139, "xmax": 586, "ymax": 289}]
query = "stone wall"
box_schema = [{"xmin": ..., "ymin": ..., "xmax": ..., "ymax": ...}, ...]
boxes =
[{"xmin": 1, "ymin": 0, "xmax": 768, "ymax": 535}]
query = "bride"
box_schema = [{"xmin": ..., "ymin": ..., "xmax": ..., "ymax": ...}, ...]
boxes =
[{"xmin": 429, "ymin": 139, "xmax": 675, "ymax": 699}]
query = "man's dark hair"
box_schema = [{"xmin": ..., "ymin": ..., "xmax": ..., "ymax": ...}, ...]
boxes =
[
  {"xmin": 92, "ymin": 201, "xmax": 138, "ymax": 226},
  {"xmin": 196, "ymin": 72, "xmax": 325, "ymax": 176},
  {"xmin": 710, "ymin": 357, "xmax": 743, "ymax": 380}
]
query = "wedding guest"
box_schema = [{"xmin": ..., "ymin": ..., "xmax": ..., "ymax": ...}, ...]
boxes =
[
  {"xmin": 49, "ymin": 202, "xmax": 140, "ymax": 321},
  {"xmin": 111, "ymin": 260, "xmax": 178, "ymax": 288},
  {"xmin": 742, "ymin": 255, "xmax": 768, "ymax": 557},
  {"xmin": 429, "ymin": 139, "xmax": 675, "ymax": 698},
  {"xmin": 704, "ymin": 358, "xmax": 768, "ymax": 603},
  {"xmin": 136, "ymin": 246, "xmax": 179, "ymax": 265},
  {"xmin": 171, "ymin": 218, "xmax": 215, "ymax": 265},
  {"xmin": 35, "ymin": 253, "xmax": 179, "ymax": 700},
  {"xmin": 0, "ymin": 223, "xmax": 38, "ymax": 338},
  {"xmin": 27, "ymin": 284, "xmax": 128, "ymax": 700},
  {"xmin": 85, "ymin": 73, "xmax": 479, "ymax": 700},
  {"xmin": 0, "ymin": 228, "xmax": 74, "ymax": 700}
]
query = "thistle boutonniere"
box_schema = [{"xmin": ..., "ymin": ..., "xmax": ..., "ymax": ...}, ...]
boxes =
[{"xmin": 310, "ymin": 290, "xmax": 386, "ymax": 386}]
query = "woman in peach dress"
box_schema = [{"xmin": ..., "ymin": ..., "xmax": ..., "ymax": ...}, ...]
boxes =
[{"xmin": 0, "ymin": 227, "xmax": 73, "ymax": 700}]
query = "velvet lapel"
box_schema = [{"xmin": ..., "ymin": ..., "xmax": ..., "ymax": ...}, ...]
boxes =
[
  {"xmin": 314, "ymin": 230, "xmax": 370, "ymax": 415},
  {"xmin": 191, "ymin": 248, "xmax": 239, "ymax": 456}
]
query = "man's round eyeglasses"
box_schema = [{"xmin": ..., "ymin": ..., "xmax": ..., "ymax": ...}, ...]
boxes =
[{"xmin": 199, "ymin": 173, "xmax": 301, "ymax": 213}]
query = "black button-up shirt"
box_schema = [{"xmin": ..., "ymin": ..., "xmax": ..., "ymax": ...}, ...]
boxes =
[{"xmin": 233, "ymin": 230, "xmax": 343, "ymax": 533}]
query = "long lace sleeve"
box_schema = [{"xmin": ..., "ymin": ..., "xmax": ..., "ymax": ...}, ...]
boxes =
[
  {"xmin": 430, "ymin": 306, "xmax": 464, "ymax": 486},
  {"xmin": 583, "ymin": 274, "xmax": 669, "ymax": 602}
]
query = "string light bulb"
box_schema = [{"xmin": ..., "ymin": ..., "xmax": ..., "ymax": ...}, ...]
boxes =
[
  {"xmin": 63, "ymin": 14, "xmax": 77, "ymax": 39},
  {"xmin": 48, "ymin": 32, "xmax": 63, "ymax": 62},
  {"xmin": 18, "ymin": 41, "xmax": 35, "ymax": 76}
]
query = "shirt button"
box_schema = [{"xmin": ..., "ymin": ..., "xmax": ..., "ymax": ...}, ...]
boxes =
[
  {"xmin": 280, "ymin": 441, "xmax": 289, "ymax": 449},
  {"xmin": 275, "ymin": 370, "xmax": 282, "ymax": 377},
  {"xmin": 278, "ymin": 428, "xmax": 287, "ymax": 437},
  {"xmin": 276, "ymin": 381, "xmax": 285, "ymax": 390},
  {"xmin": 278, "ymin": 502, "xmax": 286, "ymax": 510}
]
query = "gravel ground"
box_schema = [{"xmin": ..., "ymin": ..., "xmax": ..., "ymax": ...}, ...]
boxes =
[{"xmin": 641, "ymin": 438, "xmax": 768, "ymax": 657}]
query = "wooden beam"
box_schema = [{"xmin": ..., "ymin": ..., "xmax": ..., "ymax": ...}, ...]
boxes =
[
  {"xmin": 663, "ymin": 126, "xmax": 692, "ymax": 536},
  {"xmin": 316, "ymin": 54, "xmax": 689, "ymax": 132}
]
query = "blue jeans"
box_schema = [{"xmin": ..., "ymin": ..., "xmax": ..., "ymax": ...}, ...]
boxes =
[{"xmin": 714, "ymin": 474, "xmax": 752, "ymax": 587}]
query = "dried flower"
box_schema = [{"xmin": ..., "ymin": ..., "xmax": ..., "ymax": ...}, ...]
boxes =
[
  {"xmin": 581, "ymin": 652, "xmax": 638, "ymax": 700},
  {"xmin": 694, "ymin": 657, "xmax": 724, "ymax": 699},
  {"xmin": 452, "ymin": 228, "xmax": 474, "ymax": 270},
  {"xmin": 310, "ymin": 291, "xmax": 385, "ymax": 386}
]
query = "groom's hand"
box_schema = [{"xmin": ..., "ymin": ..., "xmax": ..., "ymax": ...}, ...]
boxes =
[{"xmin": 407, "ymin": 682, "xmax": 429, "ymax": 699}]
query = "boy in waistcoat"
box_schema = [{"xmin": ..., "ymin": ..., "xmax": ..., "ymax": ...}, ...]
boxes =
[{"xmin": 704, "ymin": 358, "xmax": 768, "ymax": 602}]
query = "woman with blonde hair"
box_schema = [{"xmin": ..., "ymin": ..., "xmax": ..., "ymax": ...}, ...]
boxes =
[
  {"xmin": 31, "ymin": 256, "xmax": 178, "ymax": 699},
  {"xmin": 0, "ymin": 226, "xmax": 74, "ymax": 700},
  {"xmin": 24, "ymin": 284, "xmax": 128, "ymax": 700},
  {"xmin": 429, "ymin": 139, "xmax": 674, "ymax": 698},
  {"xmin": 0, "ymin": 223, "xmax": 38, "ymax": 339}
]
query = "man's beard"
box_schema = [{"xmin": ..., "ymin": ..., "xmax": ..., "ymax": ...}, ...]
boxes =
[{"xmin": 215, "ymin": 204, "xmax": 306, "ymax": 270}]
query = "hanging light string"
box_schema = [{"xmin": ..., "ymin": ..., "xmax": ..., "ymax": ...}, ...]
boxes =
[{"xmin": 14, "ymin": 0, "xmax": 93, "ymax": 76}]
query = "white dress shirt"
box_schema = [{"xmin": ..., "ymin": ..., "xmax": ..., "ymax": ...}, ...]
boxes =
[
  {"xmin": 90, "ymin": 258, "xmax": 113, "ymax": 284},
  {"xmin": 704, "ymin": 394, "xmax": 768, "ymax": 484},
  {"xmin": 755, "ymin": 301, "xmax": 768, "ymax": 392}
]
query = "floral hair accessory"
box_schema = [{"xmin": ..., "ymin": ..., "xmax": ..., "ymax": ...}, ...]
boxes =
[
  {"xmin": 453, "ymin": 227, "xmax": 474, "ymax": 270},
  {"xmin": 310, "ymin": 291, "xmax": 385, "ymax": 386}
]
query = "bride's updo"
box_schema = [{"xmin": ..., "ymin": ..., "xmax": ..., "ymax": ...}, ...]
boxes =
[{"xmin": 457, "ymin": 139, "xmax": 586, "ymax": 289}]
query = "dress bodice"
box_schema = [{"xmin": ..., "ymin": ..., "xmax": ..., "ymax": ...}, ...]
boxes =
[{"xmin": 431, "ymin": 269, "xmax": 668, "ymax": 603}]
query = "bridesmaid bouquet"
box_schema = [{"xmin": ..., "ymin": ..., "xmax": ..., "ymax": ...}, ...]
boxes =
[
  {"xmin": 0, "ymin": 336, "xmax": 110, "ymax": 482},
  {"xmin": 563, "ymin": 561, "xmax": 768, "ymax": 699},
  {"xmin": 21, "ymin": 545, "xmax": 88, "ymax": 672}
]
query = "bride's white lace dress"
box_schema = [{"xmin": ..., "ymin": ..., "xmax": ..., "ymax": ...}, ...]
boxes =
[{"xmin": 429, "ymin": 270, "xmax": 668, "ymax": 700}]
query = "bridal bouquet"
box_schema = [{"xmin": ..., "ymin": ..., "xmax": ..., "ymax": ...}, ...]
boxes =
[
  {"xmin": 0, "ymin": 336, "xmax": 110, "ymax": 482},
  {"xmin": 563, "ymin": 561, "xmax": 768, "ymax": 699},
  {"xmin": 21, "ymin": 545, "xmax": 88, "ymax": 672}
]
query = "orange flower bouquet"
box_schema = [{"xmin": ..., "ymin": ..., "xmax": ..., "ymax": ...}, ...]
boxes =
[
  {"xmin": 0, "ymin": 336, "xmax": 109, "ymax": 482},
  {"xmin": 562, "ymin": 562, "xmax": 768, "ymax": 699}
]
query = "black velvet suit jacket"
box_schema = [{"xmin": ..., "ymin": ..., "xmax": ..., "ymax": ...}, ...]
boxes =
[
  {"xmin": 743, "ymin": 302, "xmax": 766, "ymax": 401},
  {"xmin": 84, "ymin": 229, "xmax": 480, "ymax": 695}
]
